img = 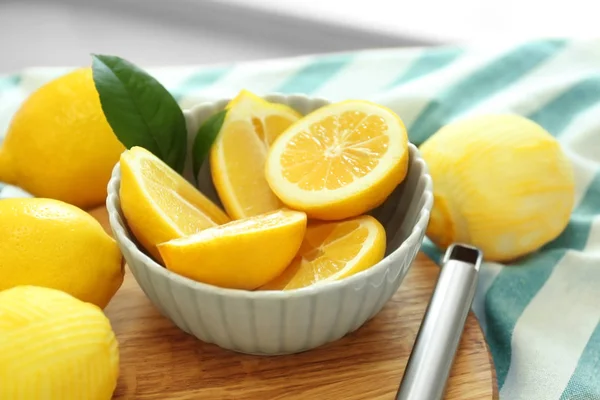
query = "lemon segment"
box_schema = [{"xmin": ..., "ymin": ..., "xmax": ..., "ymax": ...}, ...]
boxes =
[
  {"xmin": 210, "ymin": 90, "xmax": 302, "ymax": 219},
  {"xmin": 157, "ymin": 209, "xmax": 307, "ymax": 290},
  {"xmin": 119, "ymin": 146, "xmax": 230, "ymax": 262},
  {"xmin": 0, "ymin": 286, "xmax": 119, "ymax": 400},
  {"xmin": 260, "ymin": 215, "xmax": 386, "ymax": 290},
  {"xmin": 265, "ymin": 100, "xmax": 409, "ymax": 221}
]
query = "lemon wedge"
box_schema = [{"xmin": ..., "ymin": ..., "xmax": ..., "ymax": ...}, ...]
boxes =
[
  {"xmin": 120, "ymin": 146, "xmax": 230, "ymax": 262},
  {"xmin": 265, "ymin": 100, "xmax": 409, "ymax": 220},
  {"xmin": 210, "ymin": 90, "xmax": 301, "ymax": 219},
  {"xmin": 157, "ymin": 209, "xmax": 307, "ymax": 290},
  {"xmin": 261, "ymin": 215, "xmax": 386, "ymax": 290}
]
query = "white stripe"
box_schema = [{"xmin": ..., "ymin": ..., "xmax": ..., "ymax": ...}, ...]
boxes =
[
  {"xmin": 559, "ymin": 104, "xmax": 600, "ymax": 208},
  {"xmin": 0, "ymin": 89, "xmax": 27, "ymax": 141},
  {"xmin": 499, "ymin": 248, "xmax": 600, "ymax": 399},
  {"xmin": 18, "ymin": 67, "xmax": 73, "ymax": 93},
  {"xmin": 472, "ymin": 262, "xmax": 503, "ymax": 337},
  {"xmin": 564, "ymin": 151, "xmax": 599, "ymax": 209},
  {"xmin": 147, "ymin": 66, "xmax": 220, "ymax": 93},
  {"xmin": 466, "ymin": 40, "xmax": 600, "ymax": 117},
  {"xmin": 375, "ymin": 41, "xmax": 521, "ymax": 127},
  {"xmin": 561, "ymin": 102, "xmax": 600, "ymax": 167},
  {"xmin": 584, "ymin": 216, "xmax": 600, "ymax": 255},
  {"xmin": 0, "ymin": 185, "xmax": 33, "ymax": 199},
  {"xmin": 314, "ymin": 48, "xmax": 424, "ymax": 101},
  {"xmin": 177, "ymin": 56, "xmax": 315, "ymax": 109},
  {"xmin": 0, "ymin": 69, "xmax": 68, "ymax": 141}
]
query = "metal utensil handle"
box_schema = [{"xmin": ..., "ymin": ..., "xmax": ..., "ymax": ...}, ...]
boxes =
[{"xmin": 396, "ymin": 243, "xmax": 483, "ymax": 400}]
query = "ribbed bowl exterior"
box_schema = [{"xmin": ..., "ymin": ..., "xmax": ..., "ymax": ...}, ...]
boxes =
[{"xmin": 106, "ymin": 94, "xmax": 433, "ymax": 355}]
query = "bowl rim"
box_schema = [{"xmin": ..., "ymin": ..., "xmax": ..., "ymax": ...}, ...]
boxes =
[{"xmin": 106, "ymin": 95, "xmax": 434, "ymax": 300}]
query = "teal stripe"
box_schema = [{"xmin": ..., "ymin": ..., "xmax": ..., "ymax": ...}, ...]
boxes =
[
  {"xmin": 528, "ymin": 76, "xmax": 600, "ymax": 135},
  {"xmin": 485, "ymin": 249, "xmax": 566, "ymax": 388},
  {"xmin": 546, "ymin": 214, "xmax": 595, "ymax": 251},
  {"xmin": 542, "ymin": 171, "xmax": 600, "ymax": 252},
  {"xmin": 421, "ymin": 238, "xmax": 443, "ymax": 264},
  {"xmin": 0, "ymin": 74, "xmax": 20, "ymax": 92},
  {"xmin": 388, "ymin": 47, "xmax": 463, "ymax": 88},
  {"xmin": 276, "ymin": 54, "xmax": 353, "ymax": 94},
  {"xmin": 171, "ymin": 68, "xmax": 230, "ymax": 100},
  {"xmin": 408, "ymin": 39, "xmax": 567, "ymax": 144},
  {"xmin": 560, "ymin": 321, "xmax": 600, "ymax": 400}
]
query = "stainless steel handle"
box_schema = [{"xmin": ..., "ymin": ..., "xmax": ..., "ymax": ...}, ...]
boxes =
[{"xmin": 396, "ymin": 243, "xmax": 483, "ymax": 400}]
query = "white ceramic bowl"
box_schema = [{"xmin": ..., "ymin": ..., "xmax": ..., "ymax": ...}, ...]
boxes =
[{"xmin": 106, "ymin": 94, "xmax": 433, "ymax": 355}]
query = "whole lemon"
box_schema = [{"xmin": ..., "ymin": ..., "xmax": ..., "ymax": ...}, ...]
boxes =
[
  {"xmin": 420, "ymin": 114, "xmax": 575, "ymax": 262},
  {"xmin": 0, "ymin": 67, "xmax": 125, "ymax": 209},
  {"xmin": 0, "ymin": 286, "xmax": 119, "ymax": 400},
  {"xmin": 0, "ymin": 197, "xmax": 124, "ymax": 308}
]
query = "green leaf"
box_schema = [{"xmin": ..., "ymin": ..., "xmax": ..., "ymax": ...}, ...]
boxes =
[
  {"xmin": 91, "ymin": 54, "xmax": 187, "ymax": 173},
  {"xmin": 192, "ymin": 109, "xmax": 227, "ymax": 180}
]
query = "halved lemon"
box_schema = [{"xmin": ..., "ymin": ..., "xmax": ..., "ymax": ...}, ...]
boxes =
[
  {"xmin": 260, "ymin": 215, "xmax": 386, "ymax": 291},
  {"xmin": 265, "ymin": 100, "xmax": 409, "ymax": 220},
  {"xmin": 157, "ymin": 209, "xmax": 307, "ymax": 290},
  {"xmin": 210, "ymin": 90, "xmax": 302, "ymax": 219},
  {"xmin": 120, "ymin": 146, "xmax": 230, "ymax": 262}
]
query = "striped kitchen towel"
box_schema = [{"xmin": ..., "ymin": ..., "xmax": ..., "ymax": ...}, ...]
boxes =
[{"xmin": 1, "ymin": 38, "xmax": 599, "ymax": 400}]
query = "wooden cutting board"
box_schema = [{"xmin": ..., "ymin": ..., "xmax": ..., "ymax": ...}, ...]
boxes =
[{"xmin": 91, "ymin": 207, "xmax": 498, "ymax": 400}]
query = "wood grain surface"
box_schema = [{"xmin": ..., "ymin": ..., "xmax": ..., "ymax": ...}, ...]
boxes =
[{"xmin": 90, "ymin": 207, "xmax": 498, "ymax": 400}]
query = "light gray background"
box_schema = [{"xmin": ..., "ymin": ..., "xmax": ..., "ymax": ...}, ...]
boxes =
[
  {"xmin": 0, "ymin": 0, "xmax": 432, "ymax": 74},
  {"xmin": 0, "ymin": 0, "xmax": 595, "ymax": 73}
]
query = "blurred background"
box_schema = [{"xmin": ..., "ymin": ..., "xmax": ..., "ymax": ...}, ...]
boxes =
[{"xmin": 0, "ymin": 0, "xmax": 594, "ymax": 73}]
